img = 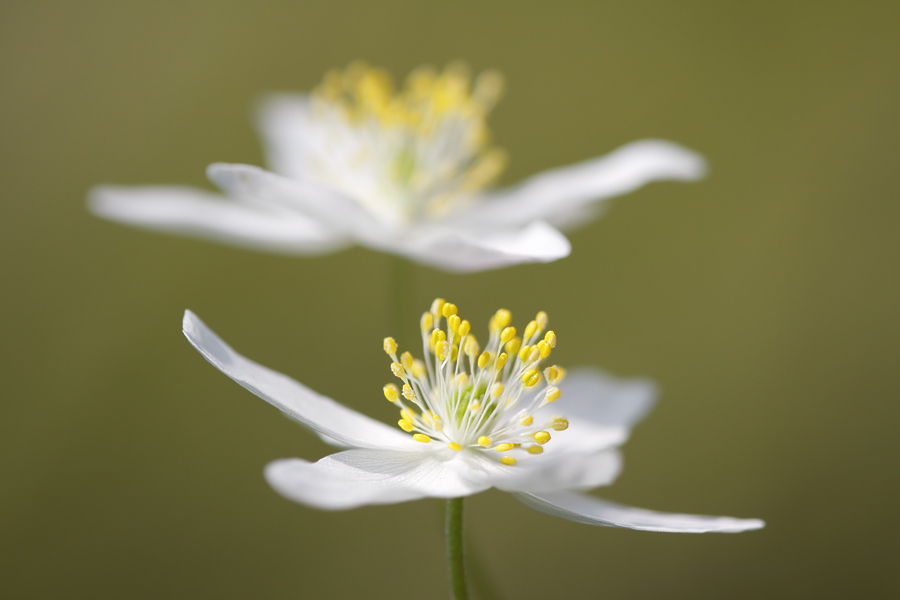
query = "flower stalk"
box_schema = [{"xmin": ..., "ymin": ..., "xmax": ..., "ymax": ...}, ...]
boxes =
[{"xmin": 446, "ymin": 497, "xmax": 468, "ymax": 600}]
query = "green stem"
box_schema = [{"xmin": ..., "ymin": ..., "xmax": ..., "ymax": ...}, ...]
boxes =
[{"xmin": 446, "ymin": 497, "xmax": 468, "ymax": 600}]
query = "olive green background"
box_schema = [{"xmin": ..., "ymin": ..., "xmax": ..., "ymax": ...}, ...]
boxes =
[{"xmin": 2, "ymin": 2, "xmax": 898, "ymax": 598}]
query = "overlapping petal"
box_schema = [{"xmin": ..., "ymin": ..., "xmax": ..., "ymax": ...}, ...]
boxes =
[
  {"xmin": 89, "ymin": 185, "xmax": 348, "ymax": 254},
  {"xmin": 515, "ymin": 490, "xmax": 765, "ymax": 533},
  {"xmin": 182, "ymin": 311, "xmax": 418, "ymax": 451},
  {"xmin": 448, "ymin": 140, "xmax": 707, "ymax": 230}
]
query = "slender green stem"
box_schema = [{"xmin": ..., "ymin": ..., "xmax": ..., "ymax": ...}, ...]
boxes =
[{"xmin": 446, "ymin": 497, "xmax": 468, "ymax": 600}]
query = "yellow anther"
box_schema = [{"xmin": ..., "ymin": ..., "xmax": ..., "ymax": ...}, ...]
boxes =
[
  {"xmin": 478, "ymin": 436, "xmax": 492, "ymax": 447},
  {"xmin": 518, "ymin": 345, "xmax": 531, "ymax": 361},
  {"xmin": 413, "ymin": 433, "xmax": 431, "ymax": 443},
  {"xmin": 519, "ymin": 414, "xmax": 533, "ymax": 426},
  {"xmin": 391, "ymin": 362, "xmax": 405, "ymax": 378},
  {"xmin": 555, "ymin": 366, "xmax": 567, "ymax": 384},
  {"xmin": 544, "ymin": 365, "xmax": 559, "ymax": 384},
  {"xmin": 477, "ymin": 351, "xmax": 491, "ymax": 369},
  {"xmin": 458, "ymin": 320, "xmax": 471, "ymax": 337},
  {"xmin": 455, "ymin": 373, "xmax": 469, "ymax": 386},
  {"xmin": 491, "ymin": 384, "xmax": 504, "ymax": 398},
  {"xmin": 544, "ymin": 331, "xmax": 557, "ymax": 348},
  {"xmin": 535, "ymin": 311, "xmax": 549, "ymax": 330},
  {"xmin": 448, "ymin": 314, "xmax": 461, "ymax": 333},
  {"xmin": 383, "ymin": 384, "xmax": 399, "ymax": 402},
  {"xmin": 431, "ymin": 298, "xmax": 446, "ymax": 316},
  {"xmin": 505, "ymin": 336, "xmax": 522, "ymax": 356},
  {"xmin": 420, "ymin": 312, "xmax": 434, "ymax": 331},
  {"xmin": 402, "ymin": 383, "xmax": 416, "ymax": 400},
  {"xmin": 442, "ymin": 303, "xmax": 458, "ymax": 318},
  {"xmin": 448, "ymin": 442, "xmax": 462, "ymax": 452},
  {"xmin": 524, "ymin": 320, "xmax": 538, "ymax": 339},
  {"xmin": 545, "ymin": 387, "xmax": 561, "ymax": 402},
  {"xmin": 383, "ymin": 337, "xmax": 397, "ymax": 355},
  {"xmin": 436, "ymin": 341, "xmax": 450, "ymax": 360},
  {"xmin": 494, "ymin": 352, "xmax": 508, "ymax": 371},
  {"xmin": 527, "ymin": 445, "xmax": 544, "ymax": 455},
  {"xmin": 551, "ymin": 417, "xmax": 569, "ymax": 431},
  {"xmin": 433, "ymin": 414, "xmax": 444, "ymax": 431},
  {"xmin": 534, "ymin": 431, "xmax": 551, "ymax": 445},
  {"xmin": 495, "ymin": 443, "xmax": 514, "ymax": 452},
  {"xmin": 400, "ymin": 408, "xmax": 415, "ymax": 422},
  {"xmin": 412, "ymin": 359, "xmax": 427, "ymax": 377},
  {"xmin": 431, "ymin": 329, "xmax": 446, "ymax": 345},
  {"xmin": 500, "ymin": 456, "xmax": 517, "ymax": 466},
  {"xmin": 400, "ymin": 351, "xmax": 414, "ymax": 370},
  {"xmin": 536, "ymin": 340, "xmax": 551, "ymax": 358},
  {"xmin": 398, "ymin": 419, "xmax": 414, "ymax": 432},
  {"xmin": 451, "ymin": 344, "xmax": 459, "ymax": 362},
  {"xmin": 522, "ymin": 369, "xmax": 540, "ymax": 387},
  {"xmin": 500, "ymin": 326, "xmax": 516, "ymax": 343},
  {"xmin": 494, "ymin": 309, "xmax": 512, "ymax": 330},
  {"xmin": 469, "ymin": 402, "xmax": 481, "ymax": 412}
]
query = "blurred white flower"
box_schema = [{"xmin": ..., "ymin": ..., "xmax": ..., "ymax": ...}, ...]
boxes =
[
  {"xmin": 182, "ymin": 302, "xmax": 762, "ymax": 533},
  {"xmin": 91, "ymin": 63, "xmax": 707, "ymax": 272}
]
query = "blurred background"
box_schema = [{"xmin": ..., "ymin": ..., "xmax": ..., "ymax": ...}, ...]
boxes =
[{"xmin": 2, "ymin": 1, "xmax": 899, "ymax": 598}]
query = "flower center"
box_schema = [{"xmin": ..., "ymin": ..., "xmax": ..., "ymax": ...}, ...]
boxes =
[
  {"xmin": 383, "ymin": 299, "xmax": 568, "ymax": 466},
  {"xmin": 309, "ymin": 63, "xmax": 508, "ymax": 227}
]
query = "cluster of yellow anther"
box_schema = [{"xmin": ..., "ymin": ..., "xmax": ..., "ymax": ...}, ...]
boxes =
[
  {"xmin": 312, "ymin": 62, "xmax": 509, "ymax": 205},
  {"xmin": 382, "ymin": 299, "xmax": 569, "ymax": 466}
]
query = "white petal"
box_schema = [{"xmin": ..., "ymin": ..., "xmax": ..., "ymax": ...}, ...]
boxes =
[
  {"xmin": 255, "ymin": 94, "xmax": 316, "ymax": 180},
  {"xmin": 182, "ymin": 311, "xmax": 418, "ymax": 451},
  {"xmin": 88, "ymin": 185, "xmax": 348, "ymax": 254},
  {"xmin": 452, "ymin": 140, "xmax": 707, "ymax": 229},
  {"xmin": 515, "ymin": 491, "xmax": 764, "ymax": 533},
  {"xmin": 536, "ymin": 369, "xmax": 657, "ymax": 455},
  {"xmin": 367, "ymin": 220, "xmax": 571, "ymax": 273},
  {"xmin": 266, "ymin": 447, "xmax": 507, "ymax": 509},
  {"xmin": 207, "ymin": 163, "xmax": 377, "ymax": 235},
  {"xmin": 487, "ymin": 448, "xmax": 623, "ymax": 494}
]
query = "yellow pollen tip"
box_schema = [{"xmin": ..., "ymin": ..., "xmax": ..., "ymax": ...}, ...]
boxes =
[
  {"xmin": 518, "ymin": 345, "xmax": 531, "ymax": 361},
  {"xmin": 431, "ymin": 298, "xmax": 446, "ymax": 316},
  {"xmin": 436, "ymin": 341, "xmax": 450, "ymax": 360},
  {"xmin": 412, "ymin": 359, "xmax": 426, "ymax": 377},
  {"xmin": 544, "ymin": 331, "xmax": 557, "ymax": 348},
  {"xmin": 544, "ymin": 366, "xmax": 559, "ymax": 383},
  {"xmin": 500, "ymin": 456, "xmax": 517, "ymax": 466},
  {"xmin": 505, "ymin": 336, "xmax": 522, "ymax": 356},
  {"xmin": 535, "ymin": 311, "xmax": 549, "ymax": 329},
  {"xmin": 527, "ymin": 445, "xmax": 544, "ymax": 455},
  {"xmin": 442, "ymin": 303, "xmax": 458, "ymax": 318},
  {"xmin": 431, "ymin": 329, "xmax": 446, "ymax": 345},
  {"xmin": 534, "ymin": 431, "xmax": 551, "ymax": 445},
  {"xmin": 398, "ymin": 419, "xmax": 414, "ymax": 432},
  {"xmin": 458, "ymin": 320, "xmax": 471, "ymax": 337},
  {"xmin": 402, "ymin": 383, "xmax": 416, "ymax": 400},
  {"xmin": 391, "ymin": 362, "xmax": 405, "ymax": 378},
  {"xmin": 520, "ymin": 414, "xmax": 533, "ymax": 426},
  {"xmin": 449, "ymin": 442, "xmax": 462, "ymax": 452},
  {"xmin": 478, "ymin": 436, "xmax": 492, "ymax": 447},
  {"xmin": 491, "ymin": 383, "xmax": 504, "ymax": 398},
  {"xmin": 477, "ymin": 351, "xmax": 491, "ymax": 369},
  {"xmin": 494, "ymin": 309, "xmax": 512, "ymax": 330},
  {"xmin": 494, "ymin": 352, "xmax": 508, "ymax": 371},
  {"xmin": 500, "ymin": 326, "xmax": 516, "ymax": 343},
  {"xmin": 545, "ymin": 387, "xmax": 561, "ymax": 402},
  {"xmin": 413, "ymin": 433, "xmax": 431, "ymax": 443},
  {"xmin": 400, "ymin": 351, "xmax": 413, "ymax": 369},
  {"xmin": 551, "ymin": 417, "xmax": 569, "ymax": 431},
  {"xmin": 522, "ymin": 369, "xmax": 540, "ymax": 387},
  {"xmin": 383, "ymin": 384, "xmax": 399, "ymax": 402},
  {"xmin": 524, "ymin": 320, "xmax": 538, "ymax": 339},
  {"xmin": 383, "ymin": 337, "xmax": 397, "ymax": 355},
  {"xmin": 420, "ymin": 312, "xmax": 433, "ymax": 331},
  {"xmin": 448, "ymin": 314, "xmax": 461, "ymax": 332},
  {"xmin": 400, "ymin": 408, "xmax": 414, "ymax": 421},
  {"xmin": 495, "ymin": 443, "xmax": 514, "ymax": 452},
  {"xmin": 537, "ymin": 340, "xmax": 551, "ymax": 358}
]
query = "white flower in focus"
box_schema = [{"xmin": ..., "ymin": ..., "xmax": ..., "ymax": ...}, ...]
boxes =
[
  {"xmin": 182, "ymin": 302, "xmax": 763, "ymax": 533},
  {"xmin": 91, "ymin": 63, "xmax": 708, "ymax": 272}
]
